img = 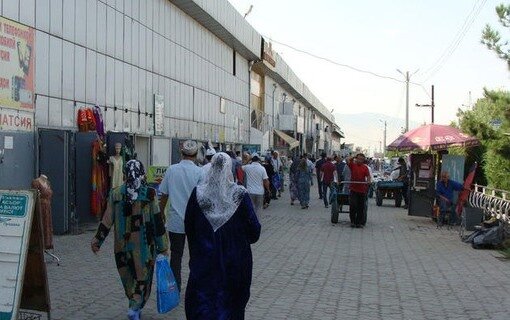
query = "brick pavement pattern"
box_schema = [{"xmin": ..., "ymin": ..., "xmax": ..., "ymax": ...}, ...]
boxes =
[{"xmin": 46, "ymin": 190, "xmax": 510, "ymax": 320}]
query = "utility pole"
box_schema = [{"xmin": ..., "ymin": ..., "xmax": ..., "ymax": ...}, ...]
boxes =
[
  {"xmin": 397, "ymin": 69, "xmax": 412, "ymax": 132},
  {"xmin": 405, "ymin": 71, "xmax": 409, "ymax": 132},
  {"xmin": 431, "ymin": 85, "xmax": 434, "ymax": 124},
  {"xmin": 379, "ymin": 119, "xmax": 387, "ymax": 157},
  {"xmin": 415, "ymin": 85, "xmax": 435, "ymax": 124}
]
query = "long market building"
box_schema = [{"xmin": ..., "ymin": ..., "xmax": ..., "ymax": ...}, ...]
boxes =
[{"xmin": 0, "ymin": 0, "xmax": 343, "ymax": 233}]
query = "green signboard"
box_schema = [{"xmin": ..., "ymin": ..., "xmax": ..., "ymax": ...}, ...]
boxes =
[
  {"xmin": 0, "ymin": 194, "xmax": 28, "ymax": 217},
  {"xmin": 146, "ymin": 166, "xmax": 167, "ymax": 184}
]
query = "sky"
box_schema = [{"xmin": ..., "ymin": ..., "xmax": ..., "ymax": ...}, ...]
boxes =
[{"xmin": 227, "ymin": 0, "xmax": 510, "ymax": 149}]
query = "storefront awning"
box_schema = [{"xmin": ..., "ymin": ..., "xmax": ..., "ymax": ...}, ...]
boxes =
[
  {"xmin": 274, "ymin": 129, "xmax": 300, "ymax": 150},
  {"xmin": 332, "ymin": 129, "xmax": 345, "ymax": 138}
]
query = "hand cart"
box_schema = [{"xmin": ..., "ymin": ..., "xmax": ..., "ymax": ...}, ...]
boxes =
[
  {"xmin": 375, "ymin": 180, "xmax": 404, "ymax": 207},
  {"xmin": 330, "ymin": 181, "xmax": 370, "ymax": 224}
]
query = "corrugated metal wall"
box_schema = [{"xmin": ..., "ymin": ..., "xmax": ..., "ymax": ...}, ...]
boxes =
[{"xmin": 1, "ymin": 0, "xmax": 250, "ymax": 144}]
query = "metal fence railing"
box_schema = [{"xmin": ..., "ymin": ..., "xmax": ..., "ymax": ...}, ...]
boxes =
[{"xmin": 469, "ymin": 185, "xmax": 510, "ymax": 223}]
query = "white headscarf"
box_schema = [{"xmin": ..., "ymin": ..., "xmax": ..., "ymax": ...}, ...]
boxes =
[{"xmin": 196, "ymin": 152, "xmax": 247, "ymax": 232}]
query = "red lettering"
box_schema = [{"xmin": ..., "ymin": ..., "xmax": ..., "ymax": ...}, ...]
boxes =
[
  {"xmin": 3, "ymin": 24, "xmax": 32, "ymax": 42},
  {"xmin": 0, "ymin": 50, "xmax": 10, "ymax": 61},
  {"xmin": 0, "ymin": 78, "xmax": 9, "ymax": 89},
  {"xmin": 0, "ymin": 113, "xmax": 32, "ymax": 130},
  {"xmin": 0, "ymin": 35, "xmax": 16, "ymax": 49}
]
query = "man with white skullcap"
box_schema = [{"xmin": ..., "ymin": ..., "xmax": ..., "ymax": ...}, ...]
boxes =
[
  {"xmin": 159, "ymin": 139, "xmax": 202, "ymax": 291},
  {"xmin": 201, "ymin": 146, "xmax": 217, "ymax": 177}
]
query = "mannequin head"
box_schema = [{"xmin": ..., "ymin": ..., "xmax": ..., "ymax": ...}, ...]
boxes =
[{"xmin": 114, "ymin": 143, "xmax": 122, "ymax": 156}]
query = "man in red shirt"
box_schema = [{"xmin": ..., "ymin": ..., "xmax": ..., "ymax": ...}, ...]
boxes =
[
  {"xmin": 347, "ymin": 153, "xmax": 371, "ymax": 228},
  {"xmin": 320, "ymin": 157, "xmax": 337, "ymax": 208}
]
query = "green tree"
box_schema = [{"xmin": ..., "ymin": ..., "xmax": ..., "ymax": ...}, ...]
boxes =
[
  {"xmin": 457, "ymin": 89, "xmax": 510, "ymax": 190},
  {"xmin": 481, "ymin": 4, "xmax": 510, "ymax": 69}
]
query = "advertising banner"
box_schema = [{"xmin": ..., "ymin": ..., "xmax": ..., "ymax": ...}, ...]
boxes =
[{"xmin": 0, "ymin": 18, "xmax": 35, "ymax": 112}]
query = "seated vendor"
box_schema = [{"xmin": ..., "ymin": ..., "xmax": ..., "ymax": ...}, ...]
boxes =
[{"xmin": 436, "ymin": 171, "xmax": 463, "ymax": 225}]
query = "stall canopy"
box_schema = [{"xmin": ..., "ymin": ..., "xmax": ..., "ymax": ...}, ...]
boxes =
[
  {"xmin": 274, "ymin": 129, "xmax": 300, "ymax": 150},
  {"xmin": 387, "ymin": 124, "xmax": 479, "ymax": 151}
]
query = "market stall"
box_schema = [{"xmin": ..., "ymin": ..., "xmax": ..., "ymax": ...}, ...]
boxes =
[{"xmin": 387, "ymin": 124, "xmax": 479, "ymax": 217}]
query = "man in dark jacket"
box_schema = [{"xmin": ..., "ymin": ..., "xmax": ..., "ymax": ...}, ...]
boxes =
[{"xmin": 315, "ymin": 152, "xmax": 327, "ymax": 199}]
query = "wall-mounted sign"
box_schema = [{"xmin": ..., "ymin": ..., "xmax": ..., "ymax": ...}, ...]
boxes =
[
  {"xmin": 0, "ymin": 108, "xmax": 33, "ymax": 132},
  {"xmin": 154, "ymin": 94, "xmax": 164, "ymax": 136},
  {"xmin": 263, "ymin": 41, "xmax": 276, "ymax": 68},
  {"xmin": 220, "ymin": 97, "xmax": 226, "ymax": 114},
  {"xmin": 242, "ymin": 144, "xmax": 261, "ymax": 155},
  {"xmin": 0, "ymin": 18, "xmax": 35, "ymax": 113}
]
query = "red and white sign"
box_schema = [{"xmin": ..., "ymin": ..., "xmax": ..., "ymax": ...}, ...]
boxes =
[{"xmin": 0, "ymin": 108, "xmax": 33, "ymax": 132}]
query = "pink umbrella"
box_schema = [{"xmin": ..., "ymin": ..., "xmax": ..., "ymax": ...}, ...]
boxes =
[{"xmin": 387, "ymin": 124, "xmax": 480, "ymax": 151}]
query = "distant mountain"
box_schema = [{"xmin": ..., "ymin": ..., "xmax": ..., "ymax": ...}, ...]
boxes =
[{"xmin": 333, "ymin": 112, "xmax": 421, "ymax": 154}]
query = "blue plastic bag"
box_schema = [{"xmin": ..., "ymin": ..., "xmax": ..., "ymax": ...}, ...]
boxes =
[{"xmin": 156, "ymin": 254, "xmax": 180, "ymax": 314}]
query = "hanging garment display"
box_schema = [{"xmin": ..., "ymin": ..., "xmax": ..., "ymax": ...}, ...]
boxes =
[
  {"xmin": 31, "ymin": 175, "xmax": 54, "ymax": 249},
  {"xmin": 77, "ymin": 108, "xmax": 89, "ymax": 132},
  {"xmin": 91, "ymin": 139, "xmax": 109, "ymax": 217},
  {"xmin": 93, "ymin": 105, "xmax": 105, "ymax": 139}
]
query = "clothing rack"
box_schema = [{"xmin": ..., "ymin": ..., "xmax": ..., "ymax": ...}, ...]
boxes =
[{"xmin": 469, "ymin": 185, "xmax": 510, "ymax": 223}]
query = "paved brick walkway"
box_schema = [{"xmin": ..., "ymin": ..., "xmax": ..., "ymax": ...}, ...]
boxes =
[{"xmin": 46, "ymin": 189, "xmax": 510, "ymax": 319}]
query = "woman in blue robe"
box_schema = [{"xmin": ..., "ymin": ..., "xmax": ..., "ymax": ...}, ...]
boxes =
[
  {"xmin": 185, "ymin": 152, "xmax": 261, "ymax": 320},
  {"xmin": 297, "ymin": 158, "xmax": 312, "ymax": 209}
]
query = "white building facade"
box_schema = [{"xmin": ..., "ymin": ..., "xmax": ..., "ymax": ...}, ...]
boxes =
[{"xmin": 0, "ymin": 0, "xmax": 337, "ymax": 231}]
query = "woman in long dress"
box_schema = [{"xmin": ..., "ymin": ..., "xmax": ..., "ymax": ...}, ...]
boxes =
[
  {"xmin": 297, "ymin": 158, "xmax": 312, "ymax": 209},
  {"xmin": 91, "ymin": 160, "xmax": 168, "ymax": 320},
  {"xmin": 289, "ymin": 156, "xmax": 299, "ymax": 205},
  {"xmin": 184, "ymin": 152, "xmax": 261, "ymax": 320}
]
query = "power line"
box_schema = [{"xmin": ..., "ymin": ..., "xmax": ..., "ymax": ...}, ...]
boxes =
[
  {"xmin": 421, "ymin": 0, "xmax": 482, "ymax": 77},
  {"xmin": 264, "ymin": 36, "xmax": 430, "ymax": 93},
  {"xmin": 420, "ymin": 0, "xmax": 487, "ymax": 83},
  {"xmin": 265, "ymin": 36, "xmax": 406, "ymax": 84}
]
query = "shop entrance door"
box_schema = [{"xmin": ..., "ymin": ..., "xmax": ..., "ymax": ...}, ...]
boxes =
[
  {"xmin": 38, "ymin": 129, "xmax": 72, "ymax": 234},
  {"xmin": 0, "ymin": 131, "xmax": 35, "ymax": 189},
  {"xmin": 106, "ymin": 132, "xmax": 132, "ymax": 157},
  {"xmin": 75, "ymin": 132, "xmax": 99, "ymax": 225},
  {"xmin": 135, "ymin": 136, "xmax": 151, "ymax": 167}
]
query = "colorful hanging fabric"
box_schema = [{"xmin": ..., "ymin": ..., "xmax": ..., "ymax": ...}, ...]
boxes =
[
  {"xmin": 91, "ymin": 139, "xmax": 109, "ymax": 217},
  {"xmin": 77, "ymin": 108, "xmax": 89, "ymax": 132},
  {"xmin": 93, "ymin": 105, "xmax": 105, "ymax": 139},
  {"xmin": 86, "ymin": 108, "xmax": 96, "ymax": 131}
]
